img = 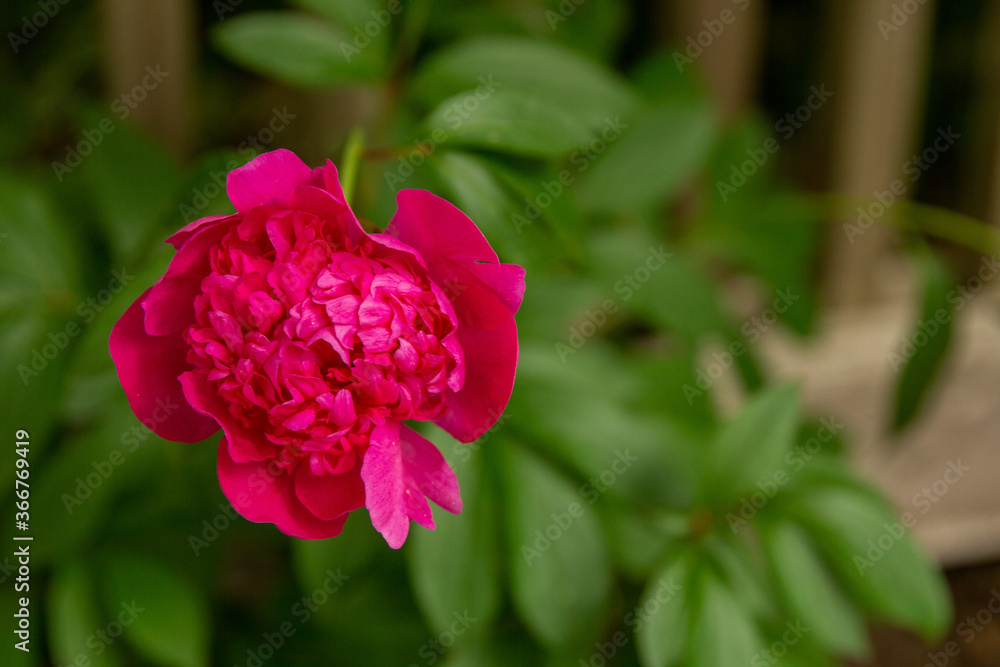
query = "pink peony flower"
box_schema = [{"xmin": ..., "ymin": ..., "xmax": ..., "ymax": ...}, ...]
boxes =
[{"xmin": 109, "ymin": 149, "xmax": 524, "ymax": 548}]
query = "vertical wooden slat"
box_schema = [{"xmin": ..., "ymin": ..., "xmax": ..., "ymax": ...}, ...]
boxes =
[
  {"xmin": 100, "ymin": 0, "xmax": 194, "ymax": 158},
  {"xmin": 671, "ymin": 0, "xmax": 766, "ymax": 120},
  {"xmin": 824, "ymin": 0, "xmax": 936, "ymax": 306}
]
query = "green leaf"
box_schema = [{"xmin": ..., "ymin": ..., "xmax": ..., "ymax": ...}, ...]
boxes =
[
  {"xmin": 408, "ymin": 445, "xmax": 501, "ymax": 639},
  {"xmin": 700, "ymin": 192, "xmax": 823, "ymax": 336},
  {"xmin": 575, "ymin": 100, "xmax": 717, "ymax": 213},
  {"xmin": 293, "ymin": 510, "xmax": 382, "ymax": 592},
  {"xmin": 32, "ymin": 410, "xmax": 159, "ymax": 565},
  {"xmin": 48, "ymin": 563, "xmax": 122, "ymax": 667},
  {"xmin": 61, "ymin": 245, "xmax": 174, "ymax": 422},
  {"xmin": 631, "ymin": 49, "xmax": 711, "ymax": 105},
  {"xmin": 542, "ymin": 0, "xmax": 628, "ymax": 61},
  {"xmin": 428, "ymin": 151, "xmax": 545, "ymax": 270},
  {"xmin": 488, "ymin": 161, "xmax": 588, "ymax": 265},
  {"xmin": 0, "ymin": 174, "xmax": 81, "ymax": 302},
  {"xmin": 601, "ymin": 505, "xmax": 683, "ymax": 581},
  {"xmin": 498, "ymin": 441, "xmax": 612, "ymax": 650},
  {"xmin": 424, "ymin": 89, "xmax": 592, "ymax": 158},
  {"xmin": 708, "ymin": 384, "xmax": 801, "ymax": 504},
  {"xmin": 704, "ymin": 114, "xmax": 776, "ymax": 203},
  {"xmin": 704, "ymin": 534, "xmax": 774, "ymax": 620},
  {"xmin": 891, "ymin": 250, "xmax": 955, "ymax": 431},
  {"xmin": 411, "ymin": 36, "xmax": 640, "ymax": 132},
  {"xmin": 508, "ymin": 344, "xmax": 698, "ymax": 509},
  {"xmin": 635, "ymin": 549, "xmax": 694, "ymax": 667},
  {"xmin": 761, "ymin": 520, "xmax": 869, "ymax": 657},
  {"xmin": 795, "ymin": 487, "xmax": 951, "ymax": 638},
  {"xmin": 690, "ymin": 567, "xmax": 765, "ymax": 667},
  {"xmin": 76, "ymin": 119, "xmax": 183, "ymax": 263},
  {"xmin": 586, "ymin": 226, "xmax": 729, "ymax": 339},
  {"xmin": 0, "ymin": 311, "xmax": 71, "ymax": 494},
  {"xmin": 213, "ymin": 12, "xmax": 383, "ymax": 87},
  {"xmin": 101, "ymin": 554, "xmax": 210, "ymax": 667},
  {"xmin": 292, "ymin": 0, "xmax": 387, "ymax": 27}
]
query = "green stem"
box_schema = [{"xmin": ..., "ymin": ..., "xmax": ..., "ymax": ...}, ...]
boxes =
[
  {"xmin": 339, "ymin": 127, "xmax": 366, "ymax": 205},
  {"xmin": 816, "ymin": 193, "xmax": 1000, "ymax": 257}
]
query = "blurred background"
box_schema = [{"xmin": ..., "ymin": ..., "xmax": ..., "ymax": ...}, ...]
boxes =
[{"xmin": 2, "ymin": 0, "xmax": 1000, "ymax": 665}]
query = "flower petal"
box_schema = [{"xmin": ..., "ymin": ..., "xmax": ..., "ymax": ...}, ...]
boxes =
[
  {"xmin": 178, "ymin": 371, "xmax": 276, "ymax": 462},
  {"xmin": 226, "ymin": 149, "xmax": 317, "ymax": 213},
  {"xmin": 166, "ymin": 213, "xmax": 236, "ymax": 250},
  {"xmin": 143, "ymin": 213, "xmax": 239, "ymax": 336},
  {"xmin": 386, "ymin": 189, "xmax": 498, "ymax": 265},
  {"xmin": 434, "ymin": 314, "xmax": 519, "ymax": 443},
  {"xmin": 315, "ymin": 159, "xmax": 351, "ymax": 208},
  {"xmin": 109, "ymin": 290, "xmax": 219, "ymax": 443},
  {"xmin": 218, "ymin": 439, "xmax": 348, "ymax": 540},
  {"xmin": 293, "ymin": 462, "xmax": 365, "ymax": 521},
  {"xmin": 360, "ymin": 421, "xmax": 461, "ymax": 548},
  {"xmin": 401, "ymin": 426, "xmax": 462, "ymax": 514},
  {"xmin": 465, "ymin": 262, "xmax": 526, "ymax": 315}
]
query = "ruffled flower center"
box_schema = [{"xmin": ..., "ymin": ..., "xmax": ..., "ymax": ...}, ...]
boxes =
[{"xmin": 184, "ymin": 209, "xmax": 460, "ymax": 475}]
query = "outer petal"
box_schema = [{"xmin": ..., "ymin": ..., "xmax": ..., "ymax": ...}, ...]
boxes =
[
  {"xmin": 434, "ymin": 315, "xmax": 519, "ymax": 443},
  {"xmin": 465, "ymin": 262, "xmax": 526, "ymax": 314},
  {"xmin": 294, "ymin": 463, "xmax": 365, "ymax": 521},
  {"xmin": 361, "ymin": 422, "xmax": 461, "ymax": 549},
  {"xmin": 166, "ymin": 213, "xmax": 236, "ymax": 250},
  {"xmin": 401, "ymin": 426, "xmax": 462, "ymax": 514},
  {"xmin": 386, "ymin": 189, "xmax": 524, "ymax": 443},
  {"xmin": 385, "ymin": 189, "xmax": 525, "ymax": 314},
  {"xmin": 386, "ymin": 189, "xmax": 499, "ymax": 264},
  {"xmin": 109, "ymin": 290, "xmax": 219, "ymax": 443},
  {"xmin": 178, "ymin": 371, "xmax": 277, "ymax": 462},
  {"xmin": 226, "ymin": 148, "xmax": 317, "ymax": 213},
  {"xmin": 218, "ymin": 439, "xmax": 348, "ymax": 540},
  {"xmin": 143, "ymin": 213, "xmax": 239, "ymax": 336},
  {"xmin": 313, "ymin": 159, "xmax": 351, "ymax": 209}
]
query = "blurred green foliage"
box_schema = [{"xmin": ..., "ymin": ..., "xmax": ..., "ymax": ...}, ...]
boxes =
[{"xmin": 0, "ymin": 0, "xmax": 977, "ymax": 665}]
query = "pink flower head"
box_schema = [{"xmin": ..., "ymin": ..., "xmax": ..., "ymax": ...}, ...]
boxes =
[{"xmin": 109, "ymin": 149, "xmax": 525, "ymax": 548}]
